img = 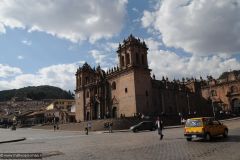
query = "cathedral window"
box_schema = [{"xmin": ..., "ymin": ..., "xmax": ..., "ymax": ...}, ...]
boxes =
[
  {"xmin": 121, "ymin": 56, "xmax": 125, "ymax": 66},
  {"xmin": 125, "ymin": 88, "xmax": 128, "ymax": 93},
  {"xmin": 126, "ymin": 53, "xmax": 130, "ymax": 65},
  {"xmin": 136, "ymin": 53, "xmax": 139, "ymax": 64},
  {"xmin": 85, "ymin": 77, "xmax": 89, "ymax": 84},
  {"xmin": 86, "ymin": 91, "xmax": 90, "ymax": 98},
  {"xmin": 142, "ymin": 54, "xmax": 145, "ymax": 65},
  {"xmin": 210, "ymin": 90, "xmax": 217, "ymax": 96},
  {"xmin": 230, "ymin": 86, "xmax": 238, "ymax": 93},
  {"xmin": 112, "ymin": 82, "xmax": 116, "ymax": 90}
]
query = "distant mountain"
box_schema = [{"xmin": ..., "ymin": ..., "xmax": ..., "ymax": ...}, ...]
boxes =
[{"xmin": 0, "ymin": 85, "xmax": 74, "ymax": 102}]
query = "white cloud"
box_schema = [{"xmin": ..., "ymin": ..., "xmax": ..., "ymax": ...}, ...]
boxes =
[
  {"xmin": 142, "ymin": 0, "xmax": 240, "ymax": 55},
  {"xmin": 89, "ymin": 50, "xmax": 107, "ymax": 65},
  {"xmin": 141, "ymin": 11, "xmax": 155, "ymax": 28},
  {"xmin": 145, "ymin": 39, "xmax": 240, "ymax": 80},
  {"xmin": 17, "ymin": 55, "xmax": 24, "ymax": 60},
  {"xmin": 21, "ymin": 40, "xmax": 32, "ymax": 46},
  {"xmin": 0, "ymin": 64, "xmax": 22, "ymax": 78},
  {"xmin": 0, "ymin": 0, "xmax": 128, "ymax": 43},
  {"xmin": 0, "ymin": 61, "xmax": 84, "ymax": 91},
  {"xmin": 132, "ymin": 7, "xmax": 139, "ymax": 12},
  {"xmin": 89, "ymin": 41, "xmax": 119, "ymax": 68},
  {"xmin": 105, "ymin": 42, "xmax": 119, "ymax": 52},
  {"xmin": 0, "ymin": 23, "xmax": 6, "ymax": 33}
]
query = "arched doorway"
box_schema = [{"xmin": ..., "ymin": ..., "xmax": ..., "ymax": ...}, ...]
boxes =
[
  {"xmin": 86, "ymin": 112, "xmax": 90, "ymax": 121},
  {"xmin": 111, "ymin": 96, "xmax": 119, "ymax": 119},
  {"xmin": 112, "ymin": 107, "xmax": 117, "ymax": 118},
  {"xmin": 232, "ymin": 99, "xmax": 240, "ymax": 114},
  {"xmin": 94, "ymin": 102, "xmax": 101, "ymax": 119}
]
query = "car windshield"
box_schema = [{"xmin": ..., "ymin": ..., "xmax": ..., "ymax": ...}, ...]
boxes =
[{"xmin": 185, "ymin": 119, "xmax": 203, "ymax": 127}]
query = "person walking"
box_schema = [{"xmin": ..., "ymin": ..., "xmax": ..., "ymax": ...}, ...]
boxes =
[
  {"xmin": 85, "ymin": 126, "xmax": 88, "ymax": 135},
  {"xmin": 87, "ymin": 121, "xmax": 92, "ymax": 131},
  {"xmin": 53, "ymin": 124, "xmax": 56, "ymax": 131},
  {"xmin": 109, "ymin": 121, "xmax": 113, "ymax": 133},
  {"xmin": 156, "ymin": 116, "xmax": 164, "ymax": 140},
  {"xmin": 53, "ymin": 117, "xmax": 56, "ymax": 132}
]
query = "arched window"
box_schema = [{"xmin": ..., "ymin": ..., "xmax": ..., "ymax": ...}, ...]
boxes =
[
  {"xmin": 85, "ymin": 77, "xmax": 89, "ymax": 84},
  {"xmin": 142, "ymin": 54, "xmax": 145, "ymax": 65},
  {"xmin": 126, "ymin": 53, "xmax": 130, "ymax": 65},
  {"xmin": 121, "ymin": 56, "xmax": 125, "ymax": 66},
  {"xmin": 112, "ymin": 82, "xmax": 116, "ymax": 90},
  {"xmin": 86, "ymin": 90, "xmax": 90, "ymax": 98},
  {"xmin": 230, "ymin": 86, "xmax": 238, "ymax": 93},
  {"xmin": 136, "ymin": 53, "xmax": 139, "ymax": 64},
  {"xmin": 210, "ymin": 90, "xmax": 217, "ymax": 96}
]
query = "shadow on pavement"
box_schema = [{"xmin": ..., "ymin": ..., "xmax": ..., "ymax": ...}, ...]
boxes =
[{"xmin": 191, "ymin": 135, "xmax": 240, "ymax": 143}]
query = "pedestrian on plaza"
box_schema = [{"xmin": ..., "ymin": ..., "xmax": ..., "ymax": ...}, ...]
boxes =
[
  {"xmin": 87, "ymin": 121, "xmax": 92, "ymax": 131},
  {"xmin": 181, "ymin": 118, "xmax": 186, "ymax": 125},
  {"xmin": 109, "ymin": 122, "xmax": 113, "ymax": 133},
  {"xmin": 85, "ymin": 126, "xmax": 88, "ymax": 135},
  {"xmin": 156, "ymin": 116, "xmax": 164, "ymax": 140},
  {"xmin": 53, "ymin": 116, "xmax": 56, "ymax": 132}
]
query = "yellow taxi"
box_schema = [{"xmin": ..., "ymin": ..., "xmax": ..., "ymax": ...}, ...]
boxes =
[{"xmin": 184, "ymin": 117, "xmax": 228, "ymax": 141}]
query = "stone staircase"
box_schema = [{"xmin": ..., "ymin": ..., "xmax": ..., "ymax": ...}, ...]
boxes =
[
  {"xmin": 32, "ymin": 117, "xmax": 143, "ymax": 131},
  {"xmin": 32, "ymin": 115, "xmax": 192, "ymax": 131}
]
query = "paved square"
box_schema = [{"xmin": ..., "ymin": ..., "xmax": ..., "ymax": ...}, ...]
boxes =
[{"xmin": 0, "ymin": 119, "xmax": 240, "ymax": 160}]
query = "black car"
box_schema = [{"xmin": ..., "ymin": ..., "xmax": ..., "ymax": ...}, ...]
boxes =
[{"xmin": 130, "ymin": 121, "xmax": 156, "ymax": 132}]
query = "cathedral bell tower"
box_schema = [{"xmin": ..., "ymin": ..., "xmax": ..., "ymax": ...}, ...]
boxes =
[
  {"xmin": 117, "ymin": 34, "xmax": 149, "ymax": 69},
  {"xmin": 114, "ymin": 34, "xmax": 153, "ymax": 116}
]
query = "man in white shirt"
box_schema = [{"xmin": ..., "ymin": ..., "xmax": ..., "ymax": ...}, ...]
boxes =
[{"xmin": 156, "ymin": 116, "xmax": 164, "ymax": 140}]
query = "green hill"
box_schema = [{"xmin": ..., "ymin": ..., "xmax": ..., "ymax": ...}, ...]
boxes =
[{"xmin": 0, "ymin": 85, "xmax": 74, "ymax": 102}]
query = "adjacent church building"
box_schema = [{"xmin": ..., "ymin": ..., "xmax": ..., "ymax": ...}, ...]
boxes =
[
  {"xmin": 75, "ymin": 35, "xmax": 240, "ymax": 122},
  {"xmin": 201, "ymin": 71, "xmax": 240, "ymax": 114}
]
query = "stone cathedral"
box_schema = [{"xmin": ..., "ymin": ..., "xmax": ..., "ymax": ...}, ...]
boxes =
[{"xmin": 75, "ymin": 35, "xmax": 240, "ymax": 122}]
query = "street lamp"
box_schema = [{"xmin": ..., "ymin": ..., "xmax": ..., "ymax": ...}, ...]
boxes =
[
  {"xmin": 211, "ymin": 97, "xmax": 215, "ymax": 119},
  {"xmin": 209, "ymin": 87, "xmax": 216, "ymax": 118},
  {"xmin": 187, "ymin": 93, "xmax": 190, "ymax": 115}
]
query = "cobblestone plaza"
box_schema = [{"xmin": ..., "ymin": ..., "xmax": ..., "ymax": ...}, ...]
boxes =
[{"xmin": 0, "ymin": 119, "xmax": 240, "ymax": 160}]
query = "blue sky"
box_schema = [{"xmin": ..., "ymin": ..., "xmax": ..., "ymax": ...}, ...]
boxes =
[{"xmin": 0, "ymin": 0, "xmax": 240, "ymax": 91}]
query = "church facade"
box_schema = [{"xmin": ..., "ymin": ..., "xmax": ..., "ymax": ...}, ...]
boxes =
[
  {"xmin": 75, "ymin": 35, "xmax": 238, "ymax": 122},
  {"xmin": 201, "ymin": 71, "xmax": 240, "ymax": 114}
]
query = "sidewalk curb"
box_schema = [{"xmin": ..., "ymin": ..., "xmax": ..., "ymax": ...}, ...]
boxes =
[
  {"xmin": 164, "ymin": 125, "xmax": 184, "ymax": 129},
  {"xmin": 219, "ymin": 117, "xmax": 240, "ymax": 122},
  {"xmin": 0, "ymin": 137, "xmax": 26, "ymax": 144}
]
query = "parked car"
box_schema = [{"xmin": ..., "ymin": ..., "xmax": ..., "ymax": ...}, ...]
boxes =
[
  {"xmin": 130, "ymin": 121, "xmax": 156, "ymax": 132},
  {"xmin": 184, "ymin": 117, "xmax": 228, "ymax": 141}
]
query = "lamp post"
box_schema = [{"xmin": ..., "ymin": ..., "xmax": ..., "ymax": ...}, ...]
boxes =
[
  {"xmin": 209, "ymin": 86, "xmax": 216, "ymax": 118},
  {"xmin": 187, "ymin": 93, "xmax": 190, "ymax": 115},
  {"xmin": 211, "ymin": 97, "xmax": 215, "ymax": 119}
]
